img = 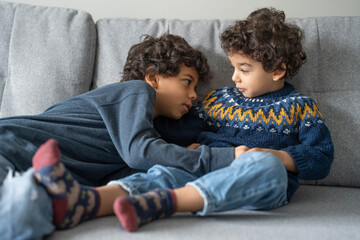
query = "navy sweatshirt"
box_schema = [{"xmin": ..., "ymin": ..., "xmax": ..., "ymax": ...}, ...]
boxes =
[{"xmin": 0, "ymin": 80, "xmax": 234, "ymax": 186}]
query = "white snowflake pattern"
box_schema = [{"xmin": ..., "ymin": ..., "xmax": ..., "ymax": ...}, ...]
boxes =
[
  {"xmin": 243, "ymin": 125, "xmax": 250, "ymax": 130},
  {"xmin": 270, "ymin": 128, "xmax": 277, "ymax": 133},
  {"xmin": 257, "ymin": 127, "xmax": 264, "ymax": 131},
  {"xmin": 283, "ymin": 129, "xmax": 291, "ymax": 134},
  {"xmin": 305, "ymin": 121, "xmax": 311, "ymax": 127}
]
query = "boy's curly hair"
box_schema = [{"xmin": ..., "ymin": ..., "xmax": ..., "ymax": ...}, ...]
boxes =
[
  {"xmin": 221, "ymin": 8, "xmax": 306, "ymax": 80},
  {"xmin": 122, "ymin": 34, "xmax": 211, "ymax": 83}
]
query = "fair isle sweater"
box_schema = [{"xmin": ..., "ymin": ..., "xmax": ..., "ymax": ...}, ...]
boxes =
[{"xmin": 155, "ymin": 82, "xmax": 334, "ymax": 200}]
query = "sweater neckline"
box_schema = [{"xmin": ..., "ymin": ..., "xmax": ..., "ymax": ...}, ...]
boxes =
[{"xmin": 237, "ymin": 82, "xmax": 295, "ymax": 100}]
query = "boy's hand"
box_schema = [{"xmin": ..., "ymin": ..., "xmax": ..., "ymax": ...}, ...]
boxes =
[
  {"xmin": 187, "ymin": 143, "xmax": 200, "ymax": 150},
  {"xmin": 247, "ymin": 148, "xmax": 298, "ymax": 173},
  {"xmin": 234, "ymin": 145, "xmax": 250, "ymax": 158}
]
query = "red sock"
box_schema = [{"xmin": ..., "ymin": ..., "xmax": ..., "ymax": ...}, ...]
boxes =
[
  {"xmin": 113, "ymin": 189, "xmax": 176, "ymax": 232},
  {"xmin": 32, "ymin": 139, "xmax": 100, "ymax": 229},
  {"xmin": 32, "ymin": 139, "xmax": 60, "ymax": 171},
  {"xmin": 113, "ymin": 197, "xmax": 139, "ymax": 232}
]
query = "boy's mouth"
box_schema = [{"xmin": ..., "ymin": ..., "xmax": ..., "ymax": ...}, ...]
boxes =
[
  {"xmin": 237, "ymin": 87, "xmax": 246, "ymax": 93},
  {"xmin": 184, "ymin": 103, "xmax": 192, "ymax": 112}
]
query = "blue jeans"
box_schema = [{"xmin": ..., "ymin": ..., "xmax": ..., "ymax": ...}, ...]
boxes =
[
  {"xmin": 109, "ymin": 152, "xmax": 288, "ymax": 215},
  {"xmin": 0, "ymin": 130, "xmax": 54, "ymax": 240}
]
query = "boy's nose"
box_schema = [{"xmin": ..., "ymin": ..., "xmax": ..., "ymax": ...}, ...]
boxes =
[
  {"xmin": 190, "ymin": 90, "xmax": 197, "ymax": 100},
  {"xmin": 232, "ymin": 73, "xmax": 241, "ymax": 83}
]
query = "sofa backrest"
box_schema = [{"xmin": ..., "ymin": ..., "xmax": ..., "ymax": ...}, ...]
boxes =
[
  {"xmin": 0, "ymin": 1, "xmax": 96, "ymax": 118},
  {"xmin": 94, "ymin": 17, "xmax": 360, "ymax": 189}
]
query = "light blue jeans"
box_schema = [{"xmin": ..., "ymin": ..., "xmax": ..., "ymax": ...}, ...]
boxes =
[
  {"xmin": 0, "ymin": 130, "xmax": 54, "ymax": 240},
  {"xmin": 109, "ymin": 151, "xmax": 289, "ymax": 215}
]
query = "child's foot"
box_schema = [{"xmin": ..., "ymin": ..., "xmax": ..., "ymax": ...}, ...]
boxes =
[
  {"xmin": 32, "ymin": 139, "xmax": 100, "ymax": 229},
  {"xmin": 113, "ymin": 188, "xmax": 176, "ymax": 232}
]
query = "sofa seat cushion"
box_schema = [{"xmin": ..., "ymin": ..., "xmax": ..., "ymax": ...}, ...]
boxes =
[{"xmin": 48, "ymin": 185, "xmax": 360, "ymax": 240}]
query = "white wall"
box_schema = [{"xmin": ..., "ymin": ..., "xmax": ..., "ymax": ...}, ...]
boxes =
[{"xmin": 4, "ymin": 0, "xmax": 360, "ymax": 21}]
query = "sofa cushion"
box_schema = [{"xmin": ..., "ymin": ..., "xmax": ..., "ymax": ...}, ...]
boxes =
[
  {"xmin": 48, "ymin": 185, "xmax": 360, "ymax": 240},
  {"xmin": 94, "ymin": 17, "xmax": 360, "ymax": 189},
  {"xmin": 0, "ymin": 2, "xmax": 97, "ymax": 117},
  {"xmin": 288, "ymin": 17, "xmax": 360, "ymax": 188}
]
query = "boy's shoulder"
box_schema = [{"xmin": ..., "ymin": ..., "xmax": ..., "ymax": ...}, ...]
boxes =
[
  {"xmin": 85, "ymin": 80, "xmax": 154, "ymax": 98},
  {"xmin": 96, "ymin": 80, "xmax": 152, "ymax": 92},
  {"xmin": 65, "ymin": 80, "xmax": 155, "ymax": 108}
]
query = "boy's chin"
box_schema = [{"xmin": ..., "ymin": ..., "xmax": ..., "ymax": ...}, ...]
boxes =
[
  {"xmin": 172, "ymin": 115, "xmax": 183, "ymax": 120},
  {"xmin": 170, "ymin": 113, "xmax": 185, "ymax": 120}
]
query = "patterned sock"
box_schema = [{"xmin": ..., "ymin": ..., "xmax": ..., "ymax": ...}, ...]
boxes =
[
  {"xmin": 32, "ymin": 139, "xmax": 100, "ymax": 229},
  {"xmin": 113, "ymin": 188, "xmax": 177, "ymax": 232}
]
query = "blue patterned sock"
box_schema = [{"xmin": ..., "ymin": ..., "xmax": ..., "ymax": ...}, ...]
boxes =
[
  {"xmin": 32, "ymin": 139, "xmax": 100, "ymax": 229},
  {"xmin": 113, "ymin": 188, "xmax": 176, "ymax": 232}
]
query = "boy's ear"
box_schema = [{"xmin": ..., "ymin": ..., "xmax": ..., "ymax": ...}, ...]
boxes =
[
  {"xmin": 145, "ymin": 68, "xmax": 158, "ymax": 89},
  {"xmin": 273, "ymin": 63, "xmax": 286, "ymax": 81}
]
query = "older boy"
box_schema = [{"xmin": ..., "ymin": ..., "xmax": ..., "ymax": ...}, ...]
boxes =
[
  {"xmin": 107, "ymin": 8, "xmax": 334, "ymax": 232},
  {"xmin": 0, "ymin": 34, "xmax": 239, "ymax": 239}
]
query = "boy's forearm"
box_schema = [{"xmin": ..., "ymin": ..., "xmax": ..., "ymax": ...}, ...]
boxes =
[{"xmin": 276, "ymin": 150, "xmax": 298, "ymax": 173}]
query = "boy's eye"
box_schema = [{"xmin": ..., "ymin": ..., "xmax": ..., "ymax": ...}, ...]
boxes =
[
  {"xmin": 184, "ymin": 79, "xmax": 191, "ymax": 85},
  {"xmin": 241, "ymin": 69, "xmax": 249, "ymax": 73}
]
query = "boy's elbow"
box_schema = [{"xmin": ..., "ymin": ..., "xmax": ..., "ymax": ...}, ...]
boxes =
[{"xmin": 124, "ymin": 150, "xmax": 151, "ymax": 170}]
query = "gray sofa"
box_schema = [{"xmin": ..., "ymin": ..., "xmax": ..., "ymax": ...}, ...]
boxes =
[{"xmin": 1, "ymin": 1, "xmax": 359, "ymax": 239}]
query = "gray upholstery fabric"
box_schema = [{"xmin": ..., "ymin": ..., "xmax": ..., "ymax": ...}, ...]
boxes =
[
  {"xmin": 46, "ymin": 186, "xmax": 360, "ymax": 240},
  {"xmin": 93, "ymin": 18, "xmax": 235, "ymax": 99},
  {"xmin": 94, "ymin": 17, "xmax": 360, "ymax": 188},
  {"xmin": 0, "ymin": 1, "xmax": 96, "ymax": 117},
  {"xmin": 288, "ymin": 17, "xmax": 360, "ymax": 188}
]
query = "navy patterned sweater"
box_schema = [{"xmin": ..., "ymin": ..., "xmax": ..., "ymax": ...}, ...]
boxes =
[{"xmin": 155, "ymin": 82, "xmax": 334, "ymax": 200}]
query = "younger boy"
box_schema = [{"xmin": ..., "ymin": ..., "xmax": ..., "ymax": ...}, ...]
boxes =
[{"xmin": 0, "ymin": 34, "xmax": 240, "ymax": 239}]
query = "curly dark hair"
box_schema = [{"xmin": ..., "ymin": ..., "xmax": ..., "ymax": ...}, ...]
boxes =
[
  {"xmin": 221, "ymin": 8, "xmax": 306, "ymax": 80},
  {"xmin": 122, "ymin": 34, "xmax": 211, "ymax": 83}
]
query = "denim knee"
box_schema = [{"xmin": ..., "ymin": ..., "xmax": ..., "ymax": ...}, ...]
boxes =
[
  {"xmin": 232, "ymin": 152, "xmax": 288, "ymax": 209},
  {"xmin": 232, "ymin": 151, "xmax": 287, "ymax": 180}
]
